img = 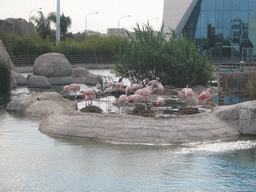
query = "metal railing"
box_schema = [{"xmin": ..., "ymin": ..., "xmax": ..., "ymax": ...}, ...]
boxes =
[{"xmin": 10, "ymin": 55, "xmax": 117, "ymax": 66}]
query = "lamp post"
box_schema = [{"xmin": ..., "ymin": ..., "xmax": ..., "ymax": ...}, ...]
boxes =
[
  {"xmin": 85, "ymin": 12, "xmax": 98, "ymax": 39},
  {"xmin": 118, "ymin": 15, "xmax": 130, "ymax": 35},
  {"xmin": 29, "ymin": 7, "xmax": 42, "ymax": 22},
  {"xmin": 148, "ymin": 17, "xmax": 158, "ymax": 22}
]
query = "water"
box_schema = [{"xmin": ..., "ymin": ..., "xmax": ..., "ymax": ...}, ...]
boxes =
[{"xmin": 1, "ymin": 69, "xmax": 256, "ymax": 191}]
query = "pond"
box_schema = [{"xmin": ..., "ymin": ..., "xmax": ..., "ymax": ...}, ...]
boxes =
[{"xmin": 1, "ymin": 68, "xmax": 256, "ymax": 191}]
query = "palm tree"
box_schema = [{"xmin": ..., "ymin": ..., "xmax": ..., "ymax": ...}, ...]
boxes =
[
  {"xmin": 47, "ymin": 12, "xmax": 72, "ymax": 40},
  {"xmin": 31, "ymin": 11, "xmax": 52, "ymax": 39}
]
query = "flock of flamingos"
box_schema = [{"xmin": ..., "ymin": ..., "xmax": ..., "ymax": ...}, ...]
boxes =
[{"xmin": 63, "ymin": 78, "xmax": 212, "ymax": 114}]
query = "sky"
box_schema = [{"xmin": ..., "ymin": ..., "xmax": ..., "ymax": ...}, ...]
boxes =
[{"xmin": 1, "ymin": 0, "xmax": 164, "ymax": 34}]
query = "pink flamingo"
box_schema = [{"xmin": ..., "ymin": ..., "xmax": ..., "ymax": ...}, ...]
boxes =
[
  {"xmin": 80, "ymin": 89, "xmax": 96, "ymax": 96},
  {"xmin": 135, "ymin": 86, "xmax": 153, "ymax": 109},
  {"xmin": 197, "ymin": 88, "xmax": 212, "ymax": 107},
  {"xmin": 147, "ymin": 79, "xmax": 159, "ymax": 86},
  {"xmin": 107, "ymin": 79, "xmax": 113, "ymax": 87},
  {"xmin": 125, "ymin": 85, "xmax": 133, "ymax": 95},
  {"xmin": 118, "ymin": 94, "xmax": 128, "ymax": 107},
  {"xmin": 157, "ymin": 82, "xmax": 164, "ymax": 92},
  {"xmin": 96, "ymin": 82, "xmax": 102, "ymax": 90},
  {"xmin": 83, "ymin": 94, "xmax": 96, "ymax": 106},
  {"xmin": 118, "ymin": 82, "xmax": 124, "ymax": 88},
  {"xmin": 127, "ymin": 94, "xmax": 143, "ymax": 106},
  {"xmin": 180, "ymin": 85, "xmax": 189, "ymax": 94},
  {"xmin": 156, "ymin": 96, "xmax": 165, "ymax": 105},
  {"xmin": 131, "ymin": 83, "xmax": 143, "ymax": 92},
  {"xmin": 63, "ymin": 83, "xmax": 81, "ymax": 99}
]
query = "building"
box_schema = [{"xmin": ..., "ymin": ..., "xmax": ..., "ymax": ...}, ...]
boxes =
[
  {"xmin": 107, "ymin": 28, "xmax": 127, "ymax": 36},
  {"xmin": 163, "ymin": 0, "xmax": 256, "ymax": 60}
]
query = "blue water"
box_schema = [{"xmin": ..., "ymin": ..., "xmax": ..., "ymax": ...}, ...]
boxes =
[{"xmin": 1, "ymin": 69, "xmax": 256, "ymax": 191}]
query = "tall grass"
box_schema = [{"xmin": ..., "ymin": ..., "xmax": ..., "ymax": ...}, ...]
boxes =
[{"xmin": 113, "ymin": 23, "xmax": 213, "ymax": 87}]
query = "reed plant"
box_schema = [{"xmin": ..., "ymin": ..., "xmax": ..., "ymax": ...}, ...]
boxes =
[{"xmin": 113, "ymin": 23, "xmax": 213, "ymax": 87}]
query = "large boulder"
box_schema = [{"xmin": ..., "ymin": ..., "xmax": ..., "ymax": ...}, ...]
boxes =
[
  {"xmin": 47, "ymin": 76, "xmax": 73, "ymax": 85},
  {"xmin": 27, "ymin": 75, "xmax": 52, "ymax": 88},
  {"xmin": 11, "ymin": 71, "xmax": 27, "ymax": 85},
  {"xmin": 33, "ymin": 53, "xmax": 72, "ymax": 77},
  {"xmin": 214, "ymin": 100, "xmax": 256, "ymax": 135},
  {"xmin": 0, "ymin": 40, "xmax": 16, "ymax": 72},
  {"xmin": 0, "ymin": 40, "xmax": 27, "ymax": 89},
  {"xmin": 72, "ymin": 67, "xmax": 102, "ymax": 85},
  {"xmin": 0, "ymin": 18, "xmax": 37, "ymax": 36}
]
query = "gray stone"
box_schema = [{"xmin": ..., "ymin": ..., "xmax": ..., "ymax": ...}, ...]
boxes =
[
  {"xmin": 214, "ymin": 100, "xmax": 256, "ymax": 135},
  {"xmin": 27, "ymin": 75, "xmax": 52, "ymax": 88},
  {"xmin": 0, "ymin": 40, "xmax": 17, "ymax": 72},
  {"xmin": 10, "ymin": 75, "xmax": 17, "ymax": 90},
  {"xmin": 47, "ymin": 76, "xmax": 73, "ymax": 85},
  {"xmin": 0, "ymin": 18, "xmax": 37, "ymax": 36},
  {"xmin": 33, "ymin": 53, "xmax": 72, "ymax": 77},
  {"xmin": 72, "ymin": 67, "xmax": 102, "ymax": 85},
  {"xmin": 6, "ymin": 97, "xmax": 27, "ymax": 111},
  {"xmin": 71, "ymin": 67, "xmax": 90, "ymax": 77},
  {"xmin": 11, "ymin": 71, "xmax": 27, "ymax": 85}
]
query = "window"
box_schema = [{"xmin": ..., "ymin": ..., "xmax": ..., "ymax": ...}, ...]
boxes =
[
  {"xmin": 240, "ymin": 0, "xmax": 249, "ymax": 11},
  {"xmin": 216, "ymin": 11, "xmax": 224, "ymax": 28},
  {"xmin": 216, "ymin": 0, "xmax": 224, "ymax": 10},
  {"xmin": 232, "ymin": 0, "xmax": 240, "ymax": 11},
  {"xmin": 224, "ymin": 0, "xmax": 232, "ymax": 10}
]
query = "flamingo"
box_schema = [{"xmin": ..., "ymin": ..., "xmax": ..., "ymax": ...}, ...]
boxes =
[
  {"xmin": 135, "ymin": 86, "xmax": 153, "ymax": 109},
  {"xmin": 96, "ymin": 82, "xmax": 102, "ymax": 91},
  {"xmin": 156, "ymin": 96, "xmax": 165, "ymax": 105},
  {"xmin": 131, "ymin": 83, "xmax": 143, "ymax": 92},
  {"xmin": 80, "ymin": 89, "xmax": 96, "ymax": 96},
  {"xmin": 125, "ymin": 85, "xmax": 133, "ymax": 95},
  {"xmin": 107, "ymin": 79, "xmax": 113, "ymax": 87},
  {"xmin": 184, "ymin": 88, "xmax": 194, "ymax": 97},
  {"xmin": 127, "ymin": 94, "xmax": 143, "ymax": 107},
  {"xmin": 180, "ymin": 85, "xmax": 189, "ymax": 94},
  {"xmin": 157, "ymin": 82, "xmax": 164, "ymax": 92},
  {"xmin": 118, "ymin": 94, "xmax": 128, "ymax": 107},
  {"xmin": 147, "ymin": 79, "xmax": 159, "ymax": 86},
  {"xmin": 197, "ymin": 88, "xmax": 212, "ymax": 107},
  {"xmin": 63, "ymin": 83, "xmax": 80, "ymax": 99},
  {"xmin": 83, "ymin": 94, "xmax": 96, "ymax": 106}
]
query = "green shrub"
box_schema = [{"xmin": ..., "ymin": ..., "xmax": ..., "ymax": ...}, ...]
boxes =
[
  {"xmin": 113, "ymin": 23, "xmax": 213, "ymax": 87},
  {"xmin": 0, "ymin": 61, "xmax": 11, "ymax": 93}
]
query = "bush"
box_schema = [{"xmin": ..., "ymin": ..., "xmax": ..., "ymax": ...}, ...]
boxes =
[
  {"xmin": 113, "ymin": 23, "xmax": 214, "ymax": 87},
  {"xmin": 0, "ymin": 61, "xmax": 11, "ymax": 93}
]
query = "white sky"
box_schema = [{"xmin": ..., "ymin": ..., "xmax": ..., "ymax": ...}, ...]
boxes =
[{"xmin": 1, "ymin": 0, "xmax": 164, "ymax": 34}]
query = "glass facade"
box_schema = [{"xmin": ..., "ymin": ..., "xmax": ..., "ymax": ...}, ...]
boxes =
[{"xmin": 182, "ymin": 0, "xmax": 256, "ymax": 59}]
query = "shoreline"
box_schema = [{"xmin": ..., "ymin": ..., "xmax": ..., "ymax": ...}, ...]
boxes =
[{"xmin": 16, "ymin": 63, "xmax": 115, "ymax": 73}]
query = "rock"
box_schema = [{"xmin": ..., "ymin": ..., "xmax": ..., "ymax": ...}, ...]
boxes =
[
  {"xmin": 0, "ymin": 18, "xmax": 37, "ymax": 36},
  {"xmin": 6, "ymin": 92, "xmax": 239, "ymax": 144},
  {"xmin": 10, "ymin": 75, "xmax": 17, "ymax": 90},
  {"xmin": 0, "ymin": 40, "xmax": 17, "ymax": 72},
  {"xmin": 11, "ymin": 71, "xmax": 27, "ymax": 85},
  {"xmin": 214, "ymin": 100, "xmax": 256, "ymax": 135},
  {"xmin": 72, "ymin": 67, "xmax": 102, "ymax": 85},
  {"xmin": 177, "ymin": 107, "xmax": 199, "ymax": 115},
  {"xmin": 27, "ymin": 75, "xmax": 52, "ymax": 88},
  {"xmin": 33, "ymin": 53, "xmax": 72, "ymax": 77},
  {"xmin": 47, "ymin": 76, "xmax": 73, "ymax": 85},
  {"xmin": 72, "ymin": 67, "xmax": 90, "ymax": 77},
  {"xmin": 80, "ymin": 105, "xmax": 103, "ymax": 113},
  {"xmin": 6, "ymin": 97, "xmax": 27, "ymax": 111}
]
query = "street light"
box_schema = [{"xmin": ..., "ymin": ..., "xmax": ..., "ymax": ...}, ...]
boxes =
[
  {"xmin": 85, "ymin": 12, "xmax": 98, "ymax": 38},
  {"xmin": 29, "ymin": 8, "xmax": 42, "ymax": 22},
  {"xmin": 118, "ymin": 15, "xmax": 130, "ymax": 35},
  {"xmin": 148, "ymin": 17, "xmax": 158, "ymax": 22}
]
